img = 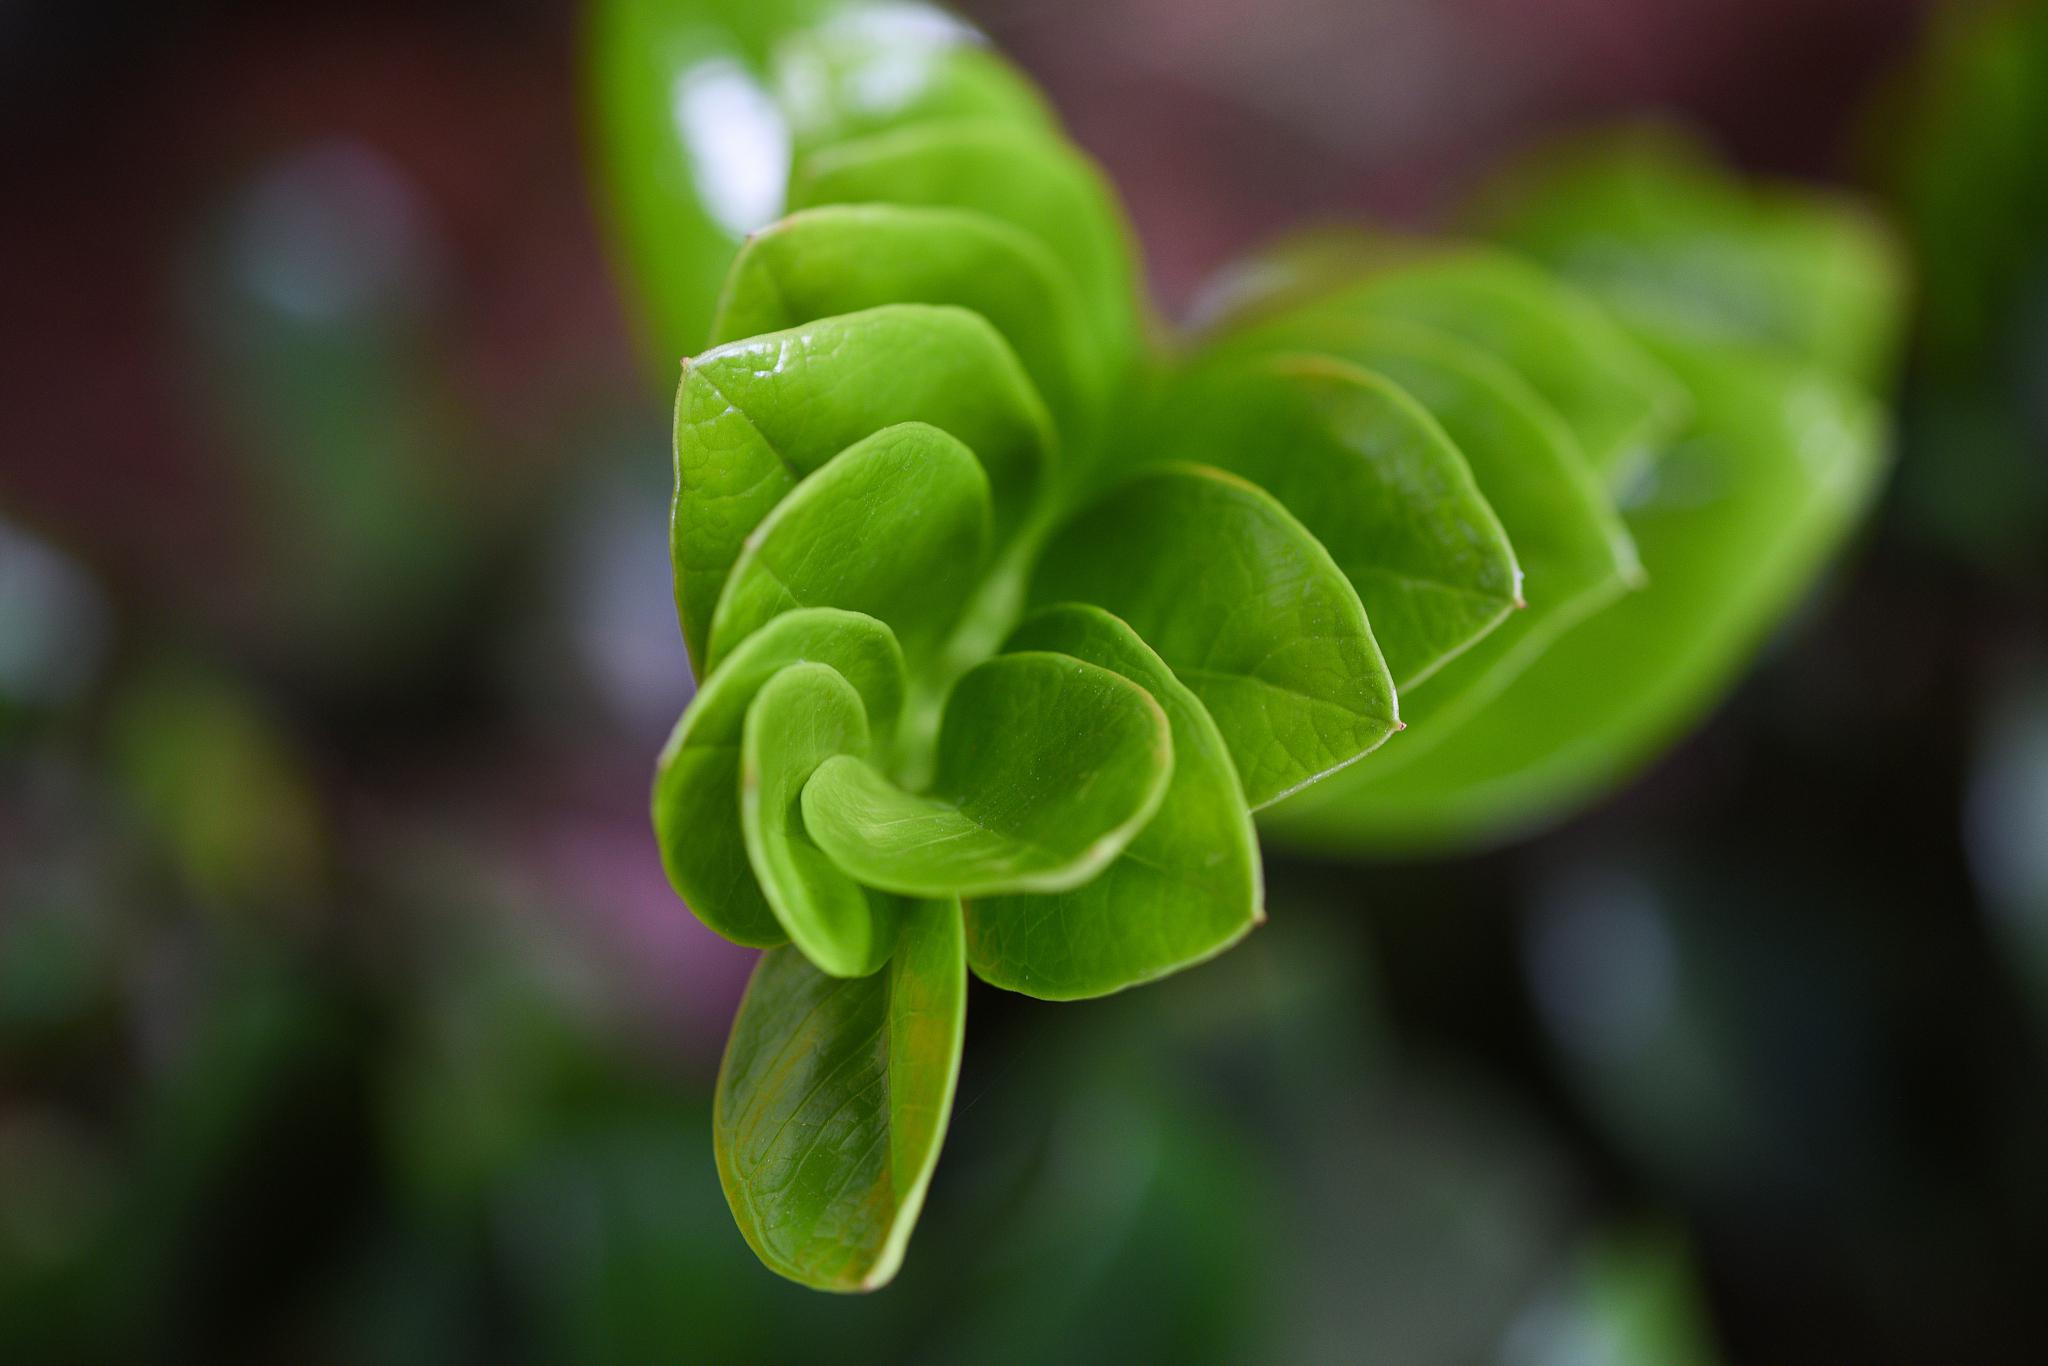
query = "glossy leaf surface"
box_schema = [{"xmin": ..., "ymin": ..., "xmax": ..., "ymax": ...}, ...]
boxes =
[
  {"xmin": 653, "ymin": 608, "xmax": 906, "ymax": 947},
  {"xmin": 709, "ymin": 204, "xmax": 1105, "ymax": 429},
  {"xmin": 716, "ymin": 898, "xmax": 966, "ymax": 1292},
  {"xmin": 1153, "ymin": 353, "xmax": 1519, "ymax": 690},
  {"xmin": 1029, "ymin": 464, "xmax": 1398, "ymax": 808},
  {"xmin": 674, "ymin": 304, "xmax": 1052, "ymax": 665},
  {"xmin": 740, "ymin": 663, "xmax": 903, "ymax": 977},
  {"xmin": 802, "ymin": 652, "xmax": 1173, "ymax": 897},
  {"xmin": 967, "ymin": 606, "xmax": 1261, "ymax": 999},
  {"xmin": 705, "ymin": 422, "xmax": 992, "ymax": 669}
]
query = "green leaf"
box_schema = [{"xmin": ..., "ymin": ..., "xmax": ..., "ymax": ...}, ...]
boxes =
[
  {"xmin": 1151, "ymin": 352, "xmax": 1519, "ymax": 690},
  {"xmin": 1028, "ymin": 464, "xmax": 1398, "ymax": 808},
  {"xmin": 789, "ymin": 121, "xmax": 1140, "ymax": 361},
  {"xmin": 1269, "ymin": 337, "xmax": 1887, "ymax": 849},
  {"xmin": 967, "ymin": 605, "xmax": 1262, "ymax": 999},
  {"xmin": 740, "ymin": 662, "xmax": 904, "ymax": 977},
  {"xmin": 674, "ymin": 303, "xmax": 1053, "ymax": 666},
  {"xmin": 716, "ymin": 897, "xmax": 966, "ymax": 1292},
  {"xmin": 801, "ymin": 651, "xmax": 1173, "ymax": 896},
  {"xmin": 1481, "ymin": 128, "xmax": 1905, "ymax": 390},
  {"xmin": 1208, "ymin": 312, "xmax": 1642, "ymax": 739},
  {"xmin": 653, "ymin": 608, "xmax": 906, "ymax": 947},
  {"xmin": 709, "ymin": 204, "xmax": 1107, "ymax": 431},
  {"xmin": 1344, "ymin": 252, "xmax": 1690, "ymax": 490},
  {"xmin": 705, "ymin": 422, "xmax": 992, "ymax": 669},
  {"xmin": 1208, "ymin": 238, "xmax": 1689, "ymax": 490}
]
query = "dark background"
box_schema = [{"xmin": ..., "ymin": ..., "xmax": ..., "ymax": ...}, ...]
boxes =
[{"xmin": 3, "ymin": 1, "xmax": 2045, "ymax": 1362}]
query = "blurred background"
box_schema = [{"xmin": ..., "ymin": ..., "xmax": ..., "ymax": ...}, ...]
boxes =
[{"xmin": 3, "ymin": 0, "xmax": 2045, "ymax": 1361}]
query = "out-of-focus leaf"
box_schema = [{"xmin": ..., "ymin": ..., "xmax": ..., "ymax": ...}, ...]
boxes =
[
  {"xmin": 586, "ymin": 0, "xmax": 825, "ymax": 365},
  {"xmin": 1151, "ymin": 353, "xmax": 1518, "ymax": 690},
  {"xmin": 1888, "ymin": 1, "xmax": 2048, "ymax": 575},
  {"xmin": 653, "ymin": 608, "xmax": 906, "ymax": 946},
  {"xmin": 111, "ymin": 667, "xmax": 325, "ymax": 910},
  {"xmin": 587, "ymin": 0, "xmax": 1042, "ymax": 365},
  {"xmin": 1029, "ymin": 464, "xmax": 1398, "ymax": 808},
  {"xmin": 704, "ymin": 422, "xmax": 992, "ymax": 669},
  {"xmin": 673, "ymin": 303, "xmax": 1052, "ymax": 665},
  {"xmin": 1273, "ymin": 338, "xmax": 1886, "ymax": 848},
  {"xmin": 715, "ymin": 899, "xmax": 966, "ymax": 1292},
  {"xmin": 740, "ymin": 663, "xmax": 905, "ymax": 977},
  {"xmin": 802, "ymin": 651, "xmax": 1172, "ymax": 897},
  {"xmin": 967, "ymin": 605, "xmax": 1261, "ymax": 999},
  {"xmin": 1482, "ymin": 127, "xmax": 1904, "ymax": 391},
  {"xmin": 771, "ymin": 4, "xmax": 1052, "ymax": 156},
  {"xmin": 1336, "ymin": 252, "xmax": 1690, "ymax": 491},
  {"xmin": 1206, "ymin": 238, "xmax": 1688, "ymax": 490}
]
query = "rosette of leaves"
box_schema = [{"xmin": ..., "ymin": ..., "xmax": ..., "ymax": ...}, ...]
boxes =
[{"xmin": 591, "ymin": 1, "xmax": 1902, "ymax": 1290}]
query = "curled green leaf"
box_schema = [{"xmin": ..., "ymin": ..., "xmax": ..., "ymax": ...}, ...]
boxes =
[
  {"xmin": 586, "ymin": 0, "xmax": 1046, "ymax": 366},
  {"xmin": 741, "ymin": 662, "xmax": 904, "ymax": 978},
  {"xmin": 653, "ymin": 608, "xmax": 907, "ymax": 947},
  {"xmin": 968, "ymin": 605, "xmax": 1262, "ymax": 1000},
  {"xmin": 801, "ymin": 651, "xmax": 1173, "ymax": 897}
]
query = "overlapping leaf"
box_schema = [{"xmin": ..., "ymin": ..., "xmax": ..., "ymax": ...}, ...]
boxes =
[{"xmin": 1029, "ymin": 464, "xmax": 1399, "ymax": 808}]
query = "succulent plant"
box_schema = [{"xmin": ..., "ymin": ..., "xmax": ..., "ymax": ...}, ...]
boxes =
[{"xmin": 589, "ymin": 0, "xmax": 1902, "ymax": 1290}]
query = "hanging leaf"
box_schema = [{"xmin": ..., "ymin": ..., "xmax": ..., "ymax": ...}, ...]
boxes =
[{"xmin": 716, "ymin": 898, "xmax": 966, "ymax": 1292}]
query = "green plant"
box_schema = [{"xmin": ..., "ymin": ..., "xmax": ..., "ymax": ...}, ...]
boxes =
[{"xmin": 589, "ymin": 0, "xmax": 1902, "ymax": 1290}]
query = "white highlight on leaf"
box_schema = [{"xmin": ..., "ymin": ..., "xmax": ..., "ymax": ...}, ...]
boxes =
[{"xmin": 672, "ymin": 60, "xmax": 790, "ymax": 237}]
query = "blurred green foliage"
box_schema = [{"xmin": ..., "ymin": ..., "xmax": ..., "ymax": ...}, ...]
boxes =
[{"xmin": 1888, "ymin": 0, "xmax": 2048, "ymax": 575}]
